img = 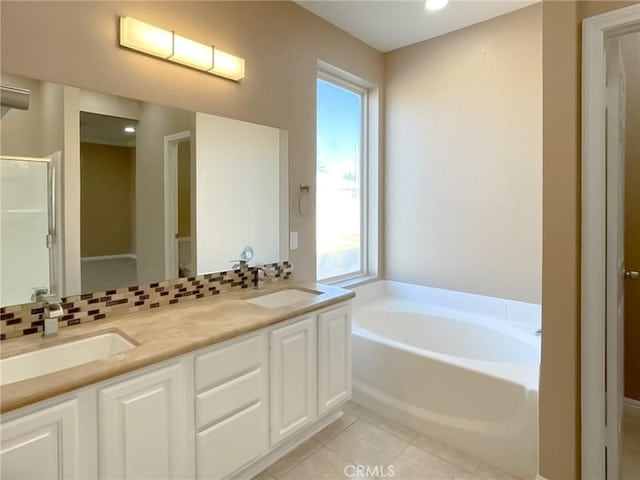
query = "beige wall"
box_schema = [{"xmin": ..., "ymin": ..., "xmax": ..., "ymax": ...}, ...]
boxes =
[
  {"xmin": 80, "ymin": 143, "xmax": 135, "ymax": 257},
  {"xmin": 622, "ymin": 33, "xmax": 640, "ymax": 401},
  {"xmin": 0, "ymin": 73, "xmax": 64, "ymax": 159},
  {"xmin": 539, "ymin": 2, "xmax": 639, "ymax": 480},
  {"xmin": 539, "ymin": 3, "xmax": 580, "ymax": 477},
  {"xmin": 0, "ymin": 0, "xmax": 384, "ymax": 282},
  {"xmin": 384, "ymin": 5, "xmax": 542, "ymax": 304},
  {"xmin": 135, "ymin": 102, "xmax": 193, "ymax": 284}
]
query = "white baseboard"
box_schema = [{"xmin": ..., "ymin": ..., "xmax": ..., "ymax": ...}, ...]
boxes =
[
  {"xmin": 536, "ymin": 475, "xmax": 549, "ymax": 480},
  {"xmin": 625, "ymin": 396, "xmax": 640, "ymax": 413},
  {"xmin": 81, "ymin": 253, "xmax": 137, "ymax": 262}
]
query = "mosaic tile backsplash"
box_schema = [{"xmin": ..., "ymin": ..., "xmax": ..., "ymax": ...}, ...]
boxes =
[{"xmin": 0, "ymin": 261, "xmax": 292, "ymax": 341}]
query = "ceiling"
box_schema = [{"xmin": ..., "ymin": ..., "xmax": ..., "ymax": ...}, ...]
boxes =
[
  {"xmin": 295, "ymin": 0, "xmax": 538, "ymax": 52},
  {"xmin": 80, "ymin": 112, "xmax": 138, "ymax": 148}
]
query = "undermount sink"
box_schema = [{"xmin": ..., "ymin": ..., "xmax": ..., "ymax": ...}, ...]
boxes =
[
  {"xmin": 246, "ymin": 289, "xmax": 320, "ymax": 309},
  {"xmin": 0, "ymin": 331, "xmax": 136, "ymax": 386}
]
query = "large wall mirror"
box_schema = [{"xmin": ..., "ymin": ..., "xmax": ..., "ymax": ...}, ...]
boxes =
[{"xmin": 0, "ymin": 72, "xmax": 289, "ymax": 306}]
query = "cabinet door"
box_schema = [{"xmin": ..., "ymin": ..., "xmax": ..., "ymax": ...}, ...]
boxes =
[
  {"xmin": 98, "ymin": 363, "xmax": 188, "ymax": 480},
  {"xmin": 269, "ymin": 316, "xmax": 317, "ymax": 445},
  {"xmin": 1, "ymin": 399, "xmax": 79, "ymax": 480},
  {"xmin": 318, "ymin": 305, "xmax": 352, "ymax": 415}
]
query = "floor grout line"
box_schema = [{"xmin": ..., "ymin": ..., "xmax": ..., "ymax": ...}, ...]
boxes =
[{"xmin": 349, "ymin": 409, "xmax": 418, "ymax": 443}]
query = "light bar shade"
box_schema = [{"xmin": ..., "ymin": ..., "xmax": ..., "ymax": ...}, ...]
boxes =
[
  {"xmin": 210, "ymin": 49, "xmax": 245, "ymax": 81},
  {"xmin": 120, "ymin": 17, "xmax": 173, "ymax": 58},
  {"xmin": 119, "ymin": 16, "xmax": 245, "ymax": 81},
  {"xmin": 171, "ymin": 34, "xmax": 213, "ymax": 70}
]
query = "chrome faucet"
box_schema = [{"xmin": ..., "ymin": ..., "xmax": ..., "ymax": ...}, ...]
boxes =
[
  {"xmin": 231, "ymin": 246, "xmax": 255, "ymax": 270},
  {"xmin": 32, "ymin": 288, "xmax": 63, "ymax": 337},
  {"xmin": 254, "ymin": 264, "xmax": 275, "ymax": 290},
  {"xmin": 231, "ymin": 259, "xmax": 249, "ymax": 270}
]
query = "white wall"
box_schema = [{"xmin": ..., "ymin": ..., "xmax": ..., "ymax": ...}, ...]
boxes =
[
  {"xmin": 195, "ymin": 112, "xmax": 285, "ymax": 273},
  {"xmin": 384, "ymin": 5, "xmax": 542, "ymax": 303}
]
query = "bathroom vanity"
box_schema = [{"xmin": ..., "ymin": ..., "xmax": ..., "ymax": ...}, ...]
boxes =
[{"xmin": 0, "ymin": 283, "xmax": 353, "ymax": 480}]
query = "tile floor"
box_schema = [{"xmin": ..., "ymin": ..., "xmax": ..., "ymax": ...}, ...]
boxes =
[
  {"xmin": 254, "ymin": 401, "xmax": 523, "ymax": 480},
  {"xmin": 81, "ymin": 257, "xmax": 137, "ymax": 293},
  {"xmin": 622, "ymin": 404, "xmax": 640, "ymax": 480}
]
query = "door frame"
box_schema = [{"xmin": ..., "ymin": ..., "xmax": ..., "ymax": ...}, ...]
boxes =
[
  {"xmin": 581, "ymin": 4, "xmax": 640, "ymax": 479},
  {"xmin": 163, "ymin": 131, "xmax": 191, "ymax": 280}
]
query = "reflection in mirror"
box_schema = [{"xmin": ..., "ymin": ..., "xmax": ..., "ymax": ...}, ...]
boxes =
[
  {"xmin": 195, "ymin": 112, "xmax": 289, "ymax": 275},
  {"xmin": 0, "ymin": 156, "xmax": 54, "ymax": 305},
  {"xmin": 78, "ymin": 91, "xmax": 195, "ymax": 291},
  {"xmin": 80, "ymin": 112, "xmax": 138, "ymax": 293},
  {"xmin": 0, "ymin": 72, "xmax": 289, "ymax": 307}
]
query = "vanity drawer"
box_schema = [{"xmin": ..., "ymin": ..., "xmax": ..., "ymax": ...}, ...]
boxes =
[
  {"xmin": 195, "ymin": 366, "xmax": 265, "ymax": 429},
  {"xmin": 194, "ymin": 333, "xmax": 266, "ymax": 391},
  {"xmin": 196, "ymin": 401, "xmax": 268, "ymax": 479}
]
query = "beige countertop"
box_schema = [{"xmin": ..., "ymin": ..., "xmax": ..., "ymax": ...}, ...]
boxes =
[{"xmin": 0, "ymin": 281, "xmax": 354, "ymax": 414}]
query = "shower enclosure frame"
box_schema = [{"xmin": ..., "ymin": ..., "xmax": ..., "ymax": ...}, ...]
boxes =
[{"xmin": 0, "ymin": 153, "xmax": 62, "ymax": 304}]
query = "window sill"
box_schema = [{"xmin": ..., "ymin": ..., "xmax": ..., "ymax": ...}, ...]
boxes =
[{"xmin": 325, "ymin": 275, "xmax": 380, "ymax": 290}]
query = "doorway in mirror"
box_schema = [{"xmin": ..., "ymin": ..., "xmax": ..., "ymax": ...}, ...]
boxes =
[
  {"xmin": 164, "ymin": 131, "xmax": 194, "ymax": 280},
  {"xmin": 80, "ymin": 112, "xmax": 137, "ymax": 293}
]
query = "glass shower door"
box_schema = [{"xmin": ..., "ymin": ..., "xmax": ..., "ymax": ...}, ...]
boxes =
[{"xmin": 0, "ymin": 157, "xmax": 52, "ymax": 305}]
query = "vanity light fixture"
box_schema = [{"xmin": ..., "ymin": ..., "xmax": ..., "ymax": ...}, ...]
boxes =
[
  {"xmin": 119, "ymin": 16, "xmax": 245, "ymax": 81},
  {"xmin": 425, "ymin": 0, "xmax": 449, "ymax": 11}
]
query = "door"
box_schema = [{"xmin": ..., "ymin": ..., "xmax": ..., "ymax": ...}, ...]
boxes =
[
  {"xmin": 605, "ymin": 38, "xmax": 626, "ymax": 480},
  {"xmin": 0, "ymin": 399, "xmax": 79, "ymax": 480},
  {"xmin": 269, "ymin": 316, "xmax": 317, "ymax": 446},
  {"xmin": 0, "ymin": 156, "xmax": 53, "ymax": 305},
  {"xmin": 318, "ymin": 305, "xmax": 352, "ymax": 415},
  {"xmin": 98, "ymin": 363, "xmax": 189, "ymax": 479},
  {"xmin": 163, "ymin": 131, "xmax": 192, "ymax": 279}
]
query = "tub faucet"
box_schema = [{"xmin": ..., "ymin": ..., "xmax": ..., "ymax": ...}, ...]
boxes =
[{"xmin": 32, "ymin": 288, "xmax": 63, "ymax": 337}]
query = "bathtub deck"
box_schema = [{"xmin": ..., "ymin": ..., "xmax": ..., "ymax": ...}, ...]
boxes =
[{"xmin": 253, "ymin": 401, "xmax": 524, "ymax": 480}]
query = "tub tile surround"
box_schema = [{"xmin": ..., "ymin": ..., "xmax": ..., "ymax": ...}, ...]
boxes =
[
  {"xmin": 0, "ymin": 261, "xmax": 292, "ymax": 341},
  {"xmin": 254, "ymin": 401, "xmax": 523, "ymax": 480},
  {"xmin": 351, "ymin": 280, "xmax": 541, "ymax": 333}
]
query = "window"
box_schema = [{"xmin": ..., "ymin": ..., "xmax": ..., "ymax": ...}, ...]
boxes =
[{"xmin": 316, "ymin": 69, "xmax": 373, "ymax": 282}]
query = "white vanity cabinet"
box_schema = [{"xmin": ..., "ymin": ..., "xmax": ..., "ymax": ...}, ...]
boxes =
[
  {"xmin": 1, "ymin": 299, "xmax": 353, "ymax": 480},
  {"xmin": 0, "ymin": 399, "xmax": 80, "ymax": 480},
  {"xmin": 317, "ymin": 305, "xmax": 352, "ymax": 415},
  {"xmin": 269, "ymin": 315, "xmax": 317, "ymax": 446},
  {"xmin": 98, "ymin": 362, "xmax": 190, "ymax": 480},
  {"xmin": 194, "ymin": 332, "xmax": 269, "ymax": 479}
]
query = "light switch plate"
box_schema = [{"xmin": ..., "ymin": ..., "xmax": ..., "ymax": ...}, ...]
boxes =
[{"xmin": 290, "ymin": 232, "xmax": 299, "ymax": 250}]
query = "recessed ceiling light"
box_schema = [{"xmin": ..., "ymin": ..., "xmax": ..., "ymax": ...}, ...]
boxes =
[
  {"xmin": 426, "ymin": 0, "xmax": 448, "ymax": 11},
  {"xmin": 124, "ymin": 126, "xmax": 136, "ymax": 133}
]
